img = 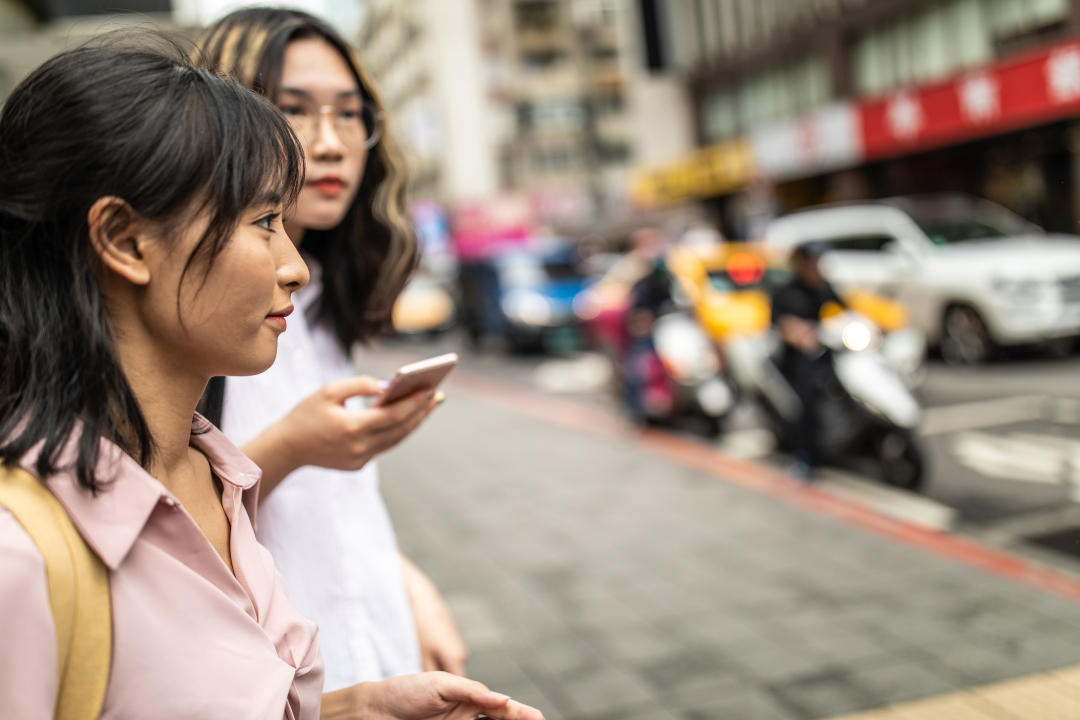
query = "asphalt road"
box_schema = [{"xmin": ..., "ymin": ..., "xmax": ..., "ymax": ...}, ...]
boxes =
[{"xmin": 376, "ymin": 332, "xmax": 1080, "ymax": 568}]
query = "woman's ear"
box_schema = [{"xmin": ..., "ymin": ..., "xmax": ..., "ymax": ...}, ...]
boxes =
[{"xmin": 87, "ymin": 196, "xmax": 151, "ymax": 286}]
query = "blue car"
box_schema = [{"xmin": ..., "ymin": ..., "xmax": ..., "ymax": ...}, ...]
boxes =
[{"xmin": 493, "ymin": 246, "xmax": 590, "ymax": 353}]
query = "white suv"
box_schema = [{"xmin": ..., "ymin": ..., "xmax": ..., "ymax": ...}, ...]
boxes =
[{"xmin": 764, "ymin": 195, "xmax": 1080, "ymax": 364}]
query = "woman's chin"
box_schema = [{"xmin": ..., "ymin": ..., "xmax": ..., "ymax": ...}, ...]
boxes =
[
  {"xmin": 221, "ymin": 348, "xmax": 279, "ymax": 378},
  {"xmin": 293, "ymin": 202, "xmax": 350, "ymax": 231}
]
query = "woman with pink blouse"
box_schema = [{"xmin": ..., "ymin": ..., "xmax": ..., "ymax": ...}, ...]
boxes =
[{"xmin": 0, "ymin": 39, "xmax": 541, "ymax": 720}]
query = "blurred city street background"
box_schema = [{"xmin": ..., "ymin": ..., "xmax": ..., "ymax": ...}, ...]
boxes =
[{"xmin": 7, "ymin": 0, "xmax": 1080, "ymax": 717}]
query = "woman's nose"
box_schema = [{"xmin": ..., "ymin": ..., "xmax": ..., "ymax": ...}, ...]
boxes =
[
  {"xmin": 309, "ymin": 113, "xmax": 345, "ymax": 161},
  {"xmin": 276, "ymin": 232, "xmax": 309, "ymax": 291}
]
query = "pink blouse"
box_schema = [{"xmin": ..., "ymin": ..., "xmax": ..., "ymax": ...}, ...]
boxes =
[{"xmin": 0, "ymin": 416, "xmax": 324, "ymax": 719}]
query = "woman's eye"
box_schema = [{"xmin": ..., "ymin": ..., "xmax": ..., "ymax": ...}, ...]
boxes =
[
  {"xmin": 278, "ymin": 105, "xmax": 305, "ymax": 117},
  {"xmin": 255, "ymin": 214, "xmax": 278, "ymax": 231},
  {"xmin": 339, "ymin": 108, "xmax": 361, "ymax": 120}
]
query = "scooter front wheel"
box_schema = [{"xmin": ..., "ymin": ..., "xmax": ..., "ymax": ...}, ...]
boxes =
[{"xmin": 876, "ymin": 429, "xmax": 925, "ymax": 492}]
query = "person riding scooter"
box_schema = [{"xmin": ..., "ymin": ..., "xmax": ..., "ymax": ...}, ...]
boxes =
[{"xmin": 770, "ymin": 241, "xmax": 845, "ymax": 479}]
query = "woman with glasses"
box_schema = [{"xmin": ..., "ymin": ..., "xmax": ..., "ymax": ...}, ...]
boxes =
[{"xmin": 195, "ymin": 8, "xmax": 467, "ymax": 691}]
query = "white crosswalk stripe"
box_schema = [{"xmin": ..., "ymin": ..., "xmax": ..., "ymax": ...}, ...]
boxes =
[{"xmin": 953, "ymin": 430, "xmax": 1080, "ymax": 497}]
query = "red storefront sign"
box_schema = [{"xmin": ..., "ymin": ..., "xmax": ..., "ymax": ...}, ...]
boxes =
[{"xmin": 860, "ymin": 37, "xmax": 1080, "ymax": 161}]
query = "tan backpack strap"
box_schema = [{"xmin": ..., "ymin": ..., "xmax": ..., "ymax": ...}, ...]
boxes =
[{"xmin": 0, "ymin": 466, "xmax": 111, "ymax": 720}]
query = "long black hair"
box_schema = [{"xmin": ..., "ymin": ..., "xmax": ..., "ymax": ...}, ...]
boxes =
[
  {"xmin": 0, "ymin": 37, "xmax": 305, "ymax": 491},
  {"xmin": 195, "ymin": 7, "xmax": 419, "ymax": 349}
]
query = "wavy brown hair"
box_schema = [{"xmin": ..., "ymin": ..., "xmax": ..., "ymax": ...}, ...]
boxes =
[{"xmin": 194, "ymin": 7, "xmax": 417, "ymax": 348}]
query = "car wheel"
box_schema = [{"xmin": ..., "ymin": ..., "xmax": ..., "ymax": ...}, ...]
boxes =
[{"xmin": 941, "ymin": 305, "xmax": 993, "ymax": 365}]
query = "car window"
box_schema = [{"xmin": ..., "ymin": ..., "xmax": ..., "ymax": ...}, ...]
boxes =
[
  {"xmin": 708, "ymin": 268, "xmax": 791, "ymax": 293},
  {"xmin": 895, "ymin": 196, "xmax": 1042, "ymax": 245},
  {"xmin": 820, "ymin": 234, "xmax": 896, "ymax": 253},
  {"xmin": 919, "ymin": 219, "xmax": 1020, "ymax": 245}
]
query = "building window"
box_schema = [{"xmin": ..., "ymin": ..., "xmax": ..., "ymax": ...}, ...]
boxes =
[
  {"xmin": 531, "ymin": 99, "xmax": 586, "ymax": 129},
  {"xmin": 701, "ymin": 55, "xmax": 830, "ymax": 143},
  {"xmin": 854, "ymin": 0, "xmax": 1069, "ymax": 97},
  {"xmin": 597, "ymin": 140, "xmax": 631, "ymax": 163},
  {"xmin": 854, "ymin": 0, "xmax": 993, "ymax": 96},
  {"xmin": 514, "ymin": 0, "xmax": 560, "ymax": 30},
  {"xmin": 986, "ymin": 0, "xmax": 1068, "ymax": 36},
  {"xmin": 593, "ymin": 91, "xmax": 625, "ymax": 114},
  {"xmin": 703, "ymin": 90, "xmax": 738, "ymax": 143}
]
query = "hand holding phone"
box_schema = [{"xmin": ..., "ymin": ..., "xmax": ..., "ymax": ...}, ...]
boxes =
[{"xmin": 374, "ymin": 353, "xmax": 459, "ymax": 407}]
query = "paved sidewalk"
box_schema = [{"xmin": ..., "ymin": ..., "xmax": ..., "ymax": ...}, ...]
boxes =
[{"xmin": 371, "ymin": 352, "xmax": 1080, "ymax": 720}]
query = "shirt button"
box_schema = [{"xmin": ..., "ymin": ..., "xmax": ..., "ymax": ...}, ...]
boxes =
[{"xmin": 164, "ymin": 497, "xmax": 179, "ymax": 508}]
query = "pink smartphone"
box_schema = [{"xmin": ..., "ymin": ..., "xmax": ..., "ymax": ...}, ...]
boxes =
[{"xmin": 374, "ymin": 353, "xmax": 459, "ymax": 407}]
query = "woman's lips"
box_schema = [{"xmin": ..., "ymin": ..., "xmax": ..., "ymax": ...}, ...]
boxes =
[
  {"xmin": 308, "ymin": 178, "xmax": 345, "ymax": 197},
  {"xmin": 266, "ymin": 305, "xmax": 292, "ymax": 333}
]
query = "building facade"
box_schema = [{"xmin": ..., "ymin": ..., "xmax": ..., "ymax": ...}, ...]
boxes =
[
  {"xmin": 637, "ymin": 0, "xmax": 1080, "ymax": 237},
  {"xmin": 359, "ymin": 0, "xmax": 680, "ymax": 229}
]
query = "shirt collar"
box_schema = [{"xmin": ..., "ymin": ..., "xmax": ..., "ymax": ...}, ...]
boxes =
[{"xmin": 21, "ymin": 414, "xmax": 262, "ymax": 571}]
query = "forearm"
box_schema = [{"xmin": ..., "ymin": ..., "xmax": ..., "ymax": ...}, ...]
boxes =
[
  {"xmin": 242, "ymin": 421, "xmax": 301, "ymax": 502},
  {"xmin": 400, "ymin": 554, "xmax": 428, "ymax": 595},
  {"xmin": 401, "ymin": 554, "xmax": 468, "ymax": 675}
]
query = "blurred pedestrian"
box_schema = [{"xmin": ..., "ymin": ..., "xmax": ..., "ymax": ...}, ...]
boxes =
[
  {"xmin": 0, "ymin": 39, "xmax": 539, "ymax": 720},
  {"xmin": 194, "ymin": 8, "xmax": 467, "ymax": 690},
  {"xmin": 623, "ymin": 258, "xmax": 676, "ymax": 422},
  {"xmin": 770, "ymin": 242, "xmax": 845, "ymax": 479}
]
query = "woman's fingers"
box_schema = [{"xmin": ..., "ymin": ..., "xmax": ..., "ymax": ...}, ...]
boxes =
[
  {"xmin": 477, "ymin": 698, "xmax": 545, "ymax": 720},
  {"xmin": 431, "ymin": 673, "xmax": 494, "ymax": 705},
  {"xmin": 381, "ymin": 673, "xmax": 542, "ymax": 720},
  {"xmin": 331, "ymin": 392, "xmax": 437, "ymax": 468},
  {"xmin": 435, "ymin": 676, "xmax": 543, "ymax": 719},
  {"xmin": 322, "ymin": 374, "xmax": 384, "ymax": 403},
  {"xmin": 367, "ymin": 401, "xmax": 436, "ymax": 455},
  {"xmin": 353, "ymin": 389, "xmax": 437, "ymax": 438}
]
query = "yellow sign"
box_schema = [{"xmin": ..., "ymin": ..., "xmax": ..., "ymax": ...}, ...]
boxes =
[{"xmin": 630, "ymin": 139, "xmax": 755, "ymax": 207}]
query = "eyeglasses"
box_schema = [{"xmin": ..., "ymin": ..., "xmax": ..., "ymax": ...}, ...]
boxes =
[{"xmin": 277, "ymin": 97, "xmax": 382, "ymax": 150}]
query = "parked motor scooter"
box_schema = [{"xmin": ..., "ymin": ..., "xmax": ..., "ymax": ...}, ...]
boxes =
[
  {"xmin": 624, "ymin": 310, "xmax": 736, "ymax": 437},
  {"xmin": 726, "ymin": 311, "xmax": 925, "ymax": 490}
]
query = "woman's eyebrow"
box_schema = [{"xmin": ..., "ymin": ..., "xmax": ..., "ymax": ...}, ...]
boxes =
[
  {"xmin": 277, "ymin": 87, "xmax": 362, "ymax": 101},
  {"xmin": 277, "ymin": 87, "xmax": 314, "ymax": 101}
]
